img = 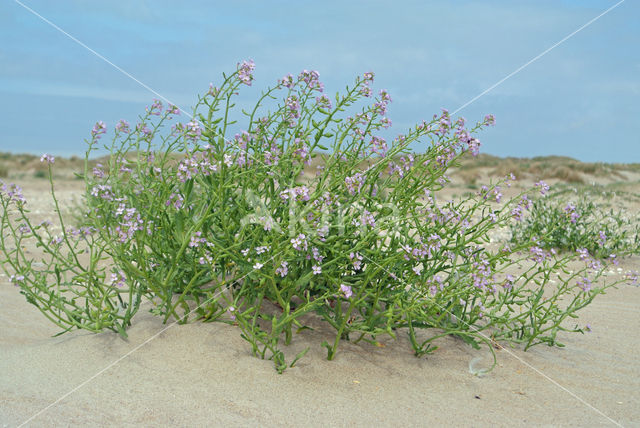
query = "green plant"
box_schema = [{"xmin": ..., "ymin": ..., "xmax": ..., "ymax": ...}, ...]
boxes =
[
  {"xmin": 1, "ymin": 62, "xmax": 630, "ymax": 373},
  {"xmin": 511, "ymin": 188, "xmax": 640, "ymax": 259},
  {"xmin": 34, "ymin": 169, "xmax": 47, "ymax": 179}
]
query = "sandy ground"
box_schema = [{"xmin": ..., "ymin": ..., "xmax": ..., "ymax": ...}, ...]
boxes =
[{"xmin": 1, "ymin": 175, "xmax": 639, "ymax": 427}]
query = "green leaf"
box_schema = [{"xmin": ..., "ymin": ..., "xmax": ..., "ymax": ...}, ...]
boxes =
[
  {"xmin": 295, "ymin": 271, "xmax": 313, "ymax": 289},
  {"xmin": 290, "ymin": 347, "xmax": 310, "ymax": 368},
  {"xmin": 321, "ymin": 340, "xmax": 332, "ymax": 358},
  {"xmin": 117, "ymin": 323, "xmax": 128, "ymax": 339}
]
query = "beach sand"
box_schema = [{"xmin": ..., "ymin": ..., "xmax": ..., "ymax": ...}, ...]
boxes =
[{"xmin": 1, "ymin": 168, "xmax": 639, "ymax": 427}]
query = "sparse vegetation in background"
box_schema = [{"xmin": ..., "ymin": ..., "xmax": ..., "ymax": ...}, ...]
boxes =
[
  {"xmin": 33, "ymin": 170, "xmax": 48, "ymax": 179},
  {"xmin": 511, "ymin": 188, "xmax": 640, "ymax": 259},
  {"xmin": 455, "ymin": 153, "xmax": 636, "ymax": 184}
]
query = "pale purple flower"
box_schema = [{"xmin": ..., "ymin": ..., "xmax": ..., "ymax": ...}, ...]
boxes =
[
  {"xmin": 291, "ymin": 234, "xmax": 308, "ymax": 251},
  {"xmin": 115, "ymin": 120, "xmax": 130, "ymax": 134},
  {"xmin": 312, "ymin": 265, "xmax": 322, "ymax": 275},
  {"xmin": 90, "ymin": 184, "xmax": 113, "ymax": 200},
  {"xmin": 189, "ymin": 231, "xmax": 206, "ymax": 248},
  {"xmin": 167, "ymin": 104, "xmax": 180, "ymax": 115},
  {"xmin": 511, "ymin": 205, "xmax": 524, "ymax": 221},
  {"xmin": 483, "ymin": 114, "xmax": 496, "ymax": 126},
  {"xmin": 186, "ymin": 120, "xmax": 202, "ymax": 142},
  {"xmin": 577, "ymin": 248, "xmax": 589, "ymax": 261},
  {"xmin": 529, "ymin": 246, "xmax": 549, "ymax": 263},
  {"xmin": 316, "ymin": 94, "xmax": 332, "ymax": 110},
  {"xmin": 477, "ymin": 304, "xmax": 486, "ymax": 319},
  {"xmin": 345, "ymin": 172, "xmax": 364, "ymax": 195},
  {"xmin": 588, "ymin": 258, "xmax": 603, "ymax": 271},
  {"xmin": 93, "ymin": 163, "xmax": 105, "ymax": 178},
  {"xmin": 146, "ymin": 99, "xmax": 163, "ymax": 116},
  {"xmin": 626, "ymin": 271, "xmax": 639, "ymax": 286},
  {"xmin": 166, "ymin": 193, "xmax": 184, "ymax": 210},
  {"xmin": 91, "ymin": 121, "xmax": 107, "ymax": 139},
  {"xmin": 280, "ymin": 186, "xmax": 310, "ymax": 202},
  {"xmin": 275, "ymin": 261, "xmax": 289, "ymax": 277},
  {"xmin": 359, "ymin": 85, "xmax": 373, "ymax": 97},
  {"xmin": 228, "ymin": 306, "xmax": 236, "ymax": 321},
  {"xmin": 278, "ymin": 73, "xmax": 295, "ymax": 88},
  {"xmin": 317, "ymin": 225, "xmax": 329, "ymax": 239},
  {"xmin": 298, "ymin": 69, "xmax": 323, "ymax": 91},
  {"xmin": 136, "ymin": 122, "xmax": 152, "ymax": 140},
  {"xmin": 373, "ymin": 101, "xmax": 387, "ymax": 116},
  {"xmin": 10, "ymin": 274, "xmax": 25, "ymax": 286},
  {"xmin": 312, "ymin": 247, "xmax": 324, "ymax": 262},
  {"xmin": 503, "ymin": 274, "xmax": 515, "ymax": 290},
  {"xmin": 110, "ymin": 270, "xmax": 126, "ymax": 288},
  {"xmin": 40, "ymin": 153, "xmax": 55, "ymax": 164},
  {"xmin": 114, "ymin": 207, "xmax": 144, "ymax": 243},
  {"xmin": 253, "ymin": 262, "xmax": 263, "ymax": 270},
  {"xmin": 171, "ymin": 122, "xmax": 185, "ymax": 136},
  {"xmin": 598, "ymin": 231, "xmax": 607, "ymax": 246},
  {"xmin": 379, "ymin": 89, "xmax": 392, "ymax": 103},
  {"xmin": 4, "ymin": 183, "xmax": 26, "ymax": 204},
  {"xmin": 360, "ymin": 210, "xmax": 376, "ymax": 228},
  {"xmin": 534, "ymin": 180, "xmax": 550, "ymax": 196},
  {"xmin": 519, "ymin": 195, "xmax": 532, "ymax": 210},
  {"xmin": 286, "ymin": 95, "xmax": 301, "ymax": 120},
  {"xmin": 371, "ymin": 136, "xmax": 388, "ymax": 156},
  {"xmin": 467, "ymin": 138, "xmax": 481, "ymax": 156},
  {"xmin": 340, "ymin": 284, "xmax": 353, "ymax": 299},
  {"xmin": 255, "ymin": 246, "xmax": 269, "ymax": 254},
  {"xmin": 493, "ymin": 186, "xmax": 502, "ymax": 203},
  {"xmin": 208, "ymin": 83, "xmax": 220, "ymax": 97},
  {"xmin": 564, "ymin": 203, "xmax": 579, "ymax": 223},
  {"xmin": 577, "ymin": 277, "xmax": 592, "ymax": 292},
  {"xmin": 237, "ymin": 59, "xmax": 255, "ymax": 86},
  {"xmin": 349, "ymin": 252, "xmax": 363, "ymax": 270}
]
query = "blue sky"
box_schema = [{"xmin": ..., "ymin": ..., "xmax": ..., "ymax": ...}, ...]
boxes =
[{"xmin": 0, "ymin": 0, "xmax": 638, "ymax": 162}]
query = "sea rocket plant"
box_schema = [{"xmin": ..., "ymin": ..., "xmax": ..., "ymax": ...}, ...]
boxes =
[{"xmin": 0, "ymin": 61, "xmax": 633, "ymax": 373}]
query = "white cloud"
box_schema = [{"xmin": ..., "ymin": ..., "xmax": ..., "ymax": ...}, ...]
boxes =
[{"xmin": 0, "ymin": 78, "xmax": 192, "ymax": 106}]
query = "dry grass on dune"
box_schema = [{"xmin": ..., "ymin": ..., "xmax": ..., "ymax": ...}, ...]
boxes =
[
  {"xmin": 1, "ymin": 151, "xmax": 639, "ymax": 188},
  {"xmin": 453, "ymin": 153, "xmax": 637, "ymax": 184},
  {"xmin": 0, "ymin": 152, "xmax": 86, "ymax": 179}
]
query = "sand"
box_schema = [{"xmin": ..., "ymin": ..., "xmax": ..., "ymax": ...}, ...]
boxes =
[{"xmin": 1, "ymin": 174, "xmax": 639, "ymax": 427}]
